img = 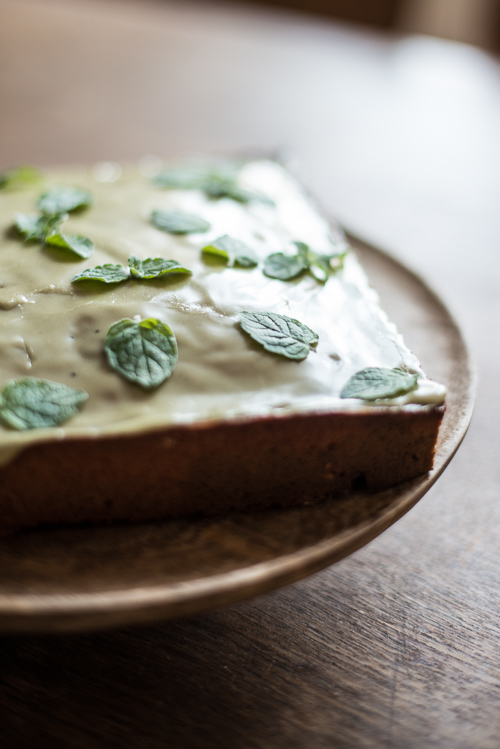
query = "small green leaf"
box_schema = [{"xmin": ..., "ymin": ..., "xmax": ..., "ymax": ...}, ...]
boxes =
[
  {"xmin": 293, "ymin": 241, "xmax": 310, "ymax": 258},
  {"xmin": 329, "ymin": 252, "xmax": 348, "ymax": 271},
  {"xmin": 202, "ymin": 235, "xmax": 258, "ymax": 268},
  {"xmin": 240, "ymin": 311, "xmax": 318, "ymax": 361},
  {"xmin": 297, "ymin": 241, "xmax": 349, "ymax": 282},
  {"xmin": 153, "ymin": 163, "xmax": 237, "ymax": 190},
  {"xmin": 105, "ymin": 318, "xmax": 178, "ymax": 389},
  {"xmin": 14, "ymin": 212, "xmax": 66, "ymax": 241},
  {"xmin": 0, "ymin": 378, "xmax": 88, "ymax": 430},
  {"xmin": 340, "ymin": 367, "xmax": 419, "ymax": 400},
  {"xmin": 153, "ymin": 165, "xmax": 205, "ymax": 190},
  {"xmin": 37, "ymin": 186, "xmax": 92, "ymax": 215},
  {"xmin": 128, "ymin": 255, "xmax": 192, "ymax": 280},
  {"xmin": 153, "ymin": 162, "xmax": 274, "ymax": 205},
  {"xmin": 311, "ymin": 249, "xmax": 349, "ymax": 281},
  {"xmin": 263, "ymin": 251, "xmax": 308, "ymax": 280},
  {"xmin": 203, "ymin": 178, "xmax": 274, "ymax": 206},
  {"xmin": 265, "ymin": 241, "xmax": 349, "ymax": 284},
  {"xmin": 309, "ymin": 257, "xmax": 330, "ymax": 284},
  {"xmin": 0, "ymin": 165, "xmax": 41, "ymax": 190},
  {"xmin": 151, "ymin": 210, "xmax": 210, "ymax": 234},
  {"xmin": 44, "ymin": 233, "xmax": 94, "ymax": 259},
  {"xmin": 72, "ymin": 264, "xmax": 130, "ymax": 285}
]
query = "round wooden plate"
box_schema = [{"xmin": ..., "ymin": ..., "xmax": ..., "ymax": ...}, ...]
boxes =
[{"xmin": 0, "ymin": 235, "xmax": 475, "ymax": 633}]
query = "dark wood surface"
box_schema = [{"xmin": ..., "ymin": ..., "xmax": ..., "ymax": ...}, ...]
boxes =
[{"xmin": 0, "ymin": 0, "xmax": 499, "ymax": 746}]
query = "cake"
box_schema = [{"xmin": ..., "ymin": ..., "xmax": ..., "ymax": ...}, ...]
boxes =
[{"xmin": 0, "ymin": 159, "xmax": 445, "ymax": 534}]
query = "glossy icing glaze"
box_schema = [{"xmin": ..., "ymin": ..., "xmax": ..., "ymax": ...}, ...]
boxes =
[{"xmin": 0, "ymin": 160, "xmax": 445, "ymax": 464}]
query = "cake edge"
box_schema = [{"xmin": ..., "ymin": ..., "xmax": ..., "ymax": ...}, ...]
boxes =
[{"xmin": 0, "ymin": 404, "xmax": 445, "ymax": 535}]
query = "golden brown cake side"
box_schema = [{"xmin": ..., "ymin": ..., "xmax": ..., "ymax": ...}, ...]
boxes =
[{"xmin": 0, "ymin": 406, "xmax": 443, "ymax": 534}]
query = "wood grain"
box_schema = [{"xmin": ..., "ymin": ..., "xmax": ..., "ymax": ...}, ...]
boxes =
[{"xmin": 0, "ymin": 0, "xmax": 499, "ymax": 746}]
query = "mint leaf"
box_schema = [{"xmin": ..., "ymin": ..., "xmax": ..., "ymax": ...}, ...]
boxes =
[
  {"xmin": 263, "ymin": 251, "xmax": 308, "ymax": 280},
  {"xmin": 153, "ymin": 162, "xmax": 238, "ymax": 190},
  {"xmin": 309, "ymin": 249, "xmax": 349, "ymax": 282},
  {"xmin": 37, "ymin": 186, "xmax": 92, "ymax": 215},
  {"xmin": 309, "ymin": 256, "xmax": 330, "ymax": 284},
  {"xmin": 0, "ymin": 378, "xmax": 88, "ymax": 430},
  {"xmin": 44, "ymin": 233, "xmax": 94, "ymax": 259},
  {"xmin": 153, "ymin": 166, "xmax": 205, "ymax": 189},
  {"xmin": 72, "ymin": 257, "xmax": 192, "ymax": 284},
  {"xmin": 128, "ymin": 255, "xmax": 192, "ymax": 279},
  {"xmin": 296, "ymin": 241, "xmax": 349, "ymax": 284},
  {"xmin": 202, "ymin": 235, "xmax": 258, "ymax": 268},
  {"xmin": 72, "ymin": 264, "xmax": 129, "ymax": 285},
  {"xmin": 0, "ymin": 165, "xmax": 41, "ymax": 190},
  {"xmin": 340, "ymin": 367, "xmax": 419, "ymax": 400},
  {"xmin": 153, "ymin": 162, "xmax": 274, "ymax": 205},
  {"xmin": 105, "ymin": 318, "xmax": 178, "ymax": 389},
  {"xmin": 240, "ymin": 311, "xmax": 318, "ymax": 361},
  {"xmin": 264, "ymin": 241, "xmax": 348, "ymax": 284},
  {"xmin": 151, "ymin": 210, "xmax": 210, "ymax": 234},
  {"xmin": 14, "ymin": 212, "xmax": 66, "ymax": 241},
  {"xmin": 203, "ymin": 178, "xmax": 274, "ymax": 206}
]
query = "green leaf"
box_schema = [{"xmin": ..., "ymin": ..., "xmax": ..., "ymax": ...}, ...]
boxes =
[
  {"xmin": 340, "ymin": 367, "xmax": 419, "ymax": 400},
  {"xmin": 311, "ymin": 250, "xmax": 349, "ymax": 282},
  {"xmin": 0, "ymin": 165, "xmax": 41, "ymax": 190},
  {"xmin": 309, "ymin": 257, "xmax": 330, "ymax": 284},
  {"xmin": 128, "ymin": 255, "xmax": 192, "ymax": 279},
  {"xmin": 203, "ymin": 177, "xmax": 274, "ymax": 206},
  {"xmin": 153, "ymin": 166, "xmax": 205, "ymax": 190},
  {"xmin": 72, "ymin": 257, "xmax": 192, "ymax": 284},
  {"xmin": 293, "ymin": 241, "xmax": 309, "ymax": 257},
  {"xmin": 150, "ymin": 210, "xmax": 210, "ymax": 234},
  {"xmin": 327, "ymin": 248, "xmax": 349, "ymax": 271},
  {"xmin": 37, "ymin": 186, "xmax": 92, "ymax": 215},
  {"xmin": 44, "ymin": 233, "xmax": 94, "ymax": 259},
  {"xmin": 0, "ymin": 378, "xmax": 88, "ymax": 430},
  {"xmin": 153, "ymin": 162, "xmax": 238, "ymax": 190},
  {"xmin": 239, "ymin": 311, "xmax": 318, "ymax": 361},
  {"xmin": 264, "ymin": 241, "xmax": 349, "ymax": 284},
  {"xmin": 105, "ymin": 318, "xmax": 178, "ymax": 389},
  {"xmin": 153, "ymin": 162, "xmax": 274, "ymax": 205},
  {"xmin": 202, "ymin": 235, "xmax": 258, "ymax": 268},
  {"xmin": 71, "ymin": 264, "xmax": 130, "ymax": 285},
  {"xmin": 14, "ymin": 212, "xmax": 66, "ymax": 241},
  {"xmin": 263, "ymin": 251, "xmax": 308, "ymax": 280},
  {"xmin": 297, "ymin": 241, "xmax": 349, "ymax": 283}
]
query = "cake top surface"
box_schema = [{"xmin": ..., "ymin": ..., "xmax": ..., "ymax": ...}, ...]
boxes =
[{"xmin": 0, "ymin": 159, "xmax": 445, "ymax": 461}]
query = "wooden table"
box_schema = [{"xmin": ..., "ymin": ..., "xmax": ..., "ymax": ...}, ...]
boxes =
[{"xmin": 0, "ymin": 0, "xmax": 499, "ymax": 746}]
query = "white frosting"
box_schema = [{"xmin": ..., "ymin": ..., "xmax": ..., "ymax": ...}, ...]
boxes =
[{"xmin": 0, "ymin": 160, "xmax": 445, "ymax": 465}]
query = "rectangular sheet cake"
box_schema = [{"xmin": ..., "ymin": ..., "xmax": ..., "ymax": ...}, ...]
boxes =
[{"xmin": 0, "ymin": 159, "xmax": 445, "ymax": 533}]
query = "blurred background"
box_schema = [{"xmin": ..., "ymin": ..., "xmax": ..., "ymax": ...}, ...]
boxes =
[{"xmin": 253, "ymin": 0, "xmax": 500, "ymax": 49}]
